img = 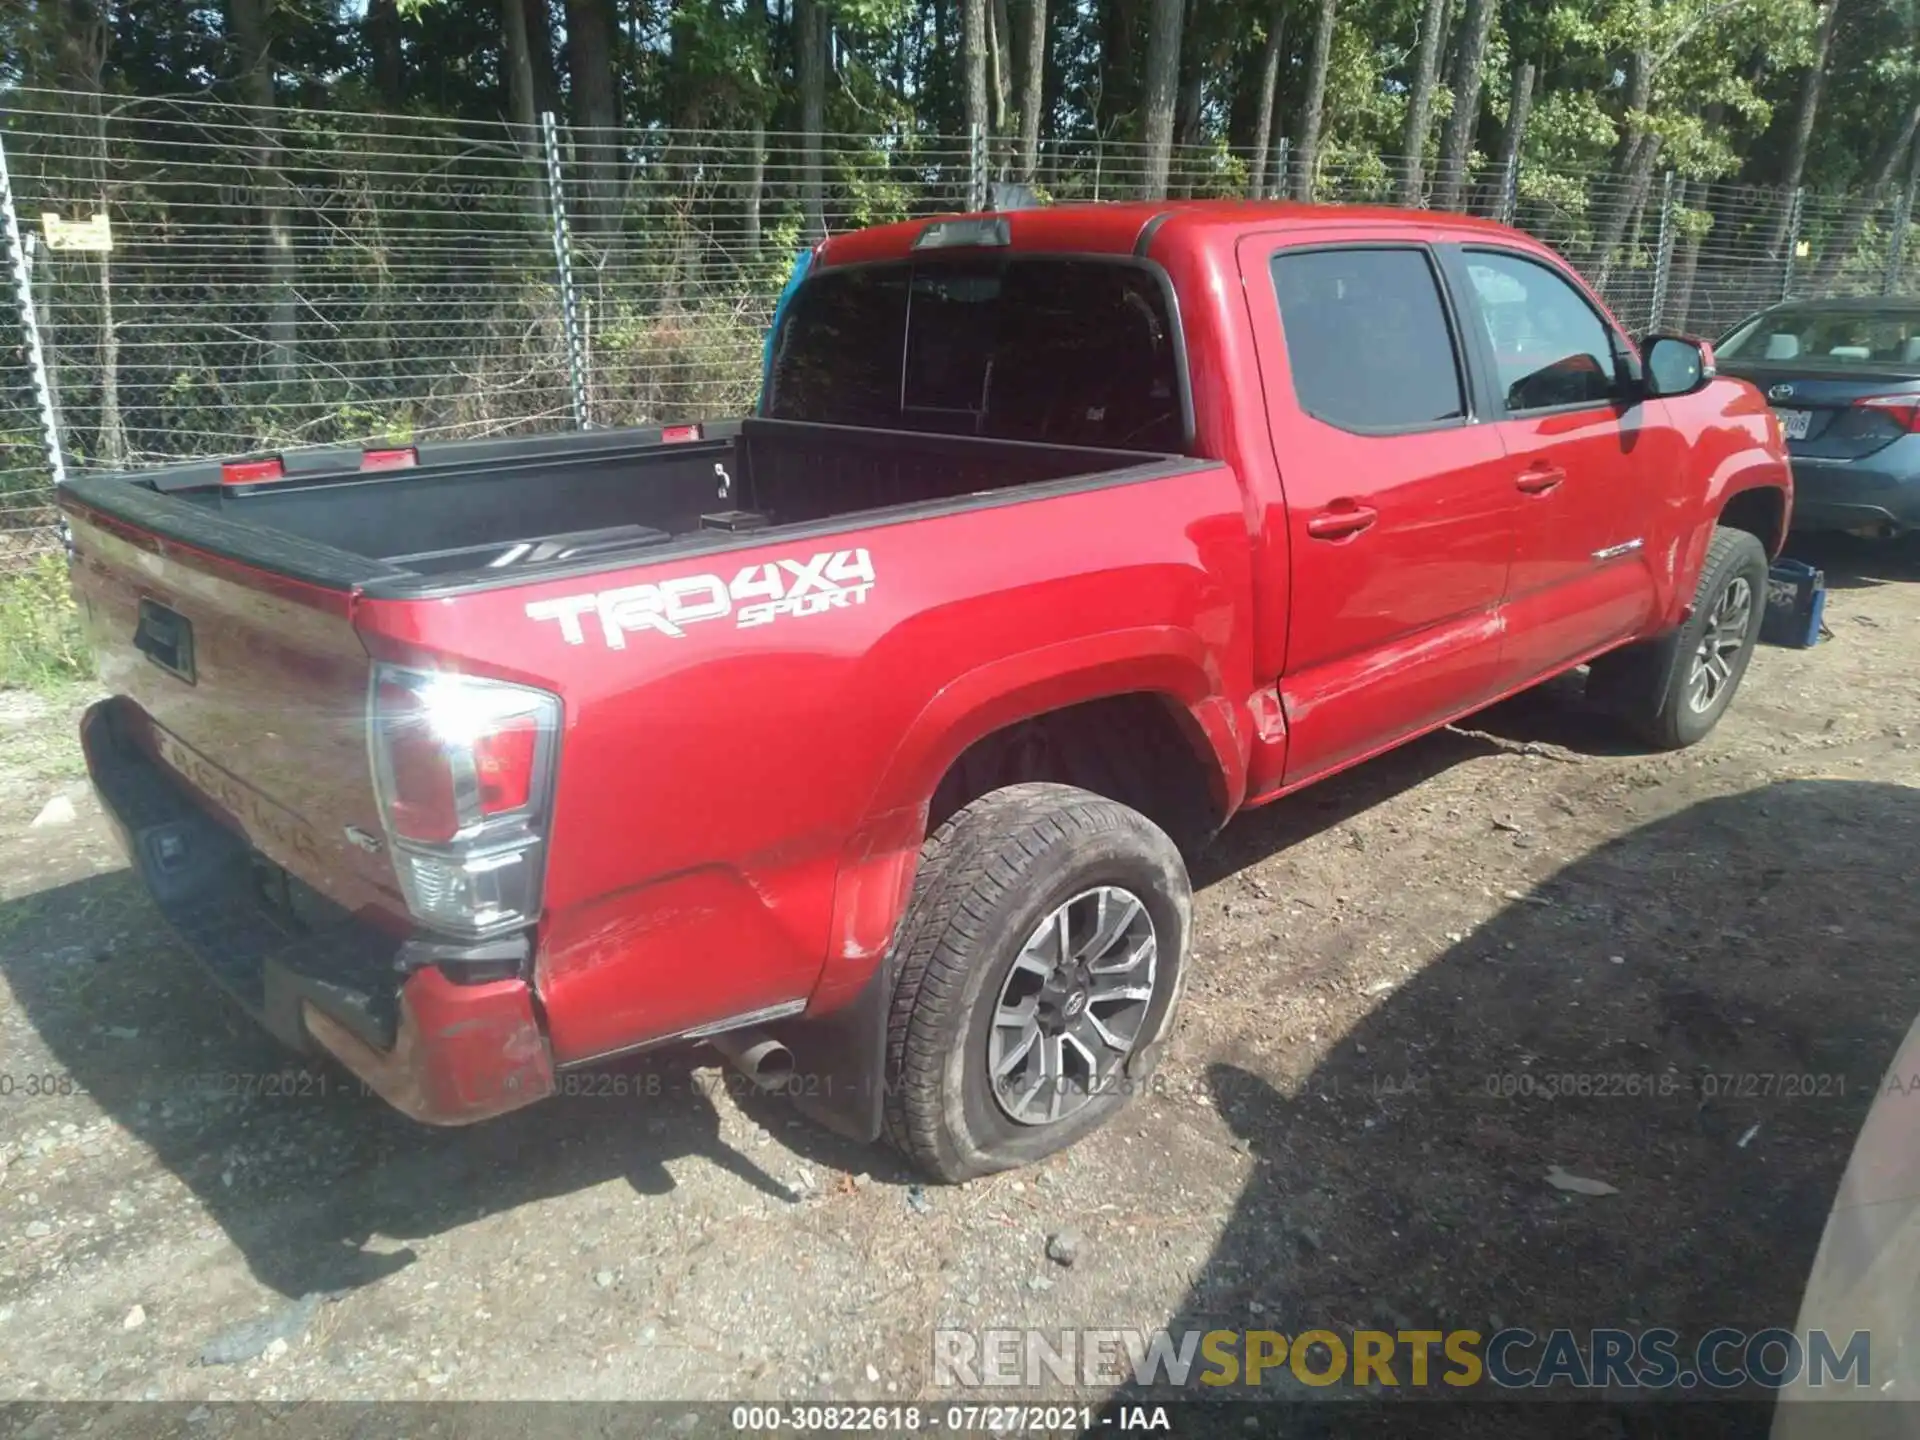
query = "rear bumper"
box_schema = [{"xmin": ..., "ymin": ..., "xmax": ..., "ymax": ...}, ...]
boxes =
[
  {"xmin": 1786, "ymin": 454, "xmax": 1920, "ymax": 535},
  {"xmin": 81, "ymin": 699, "xmax": 554, "ymax": 1125}
]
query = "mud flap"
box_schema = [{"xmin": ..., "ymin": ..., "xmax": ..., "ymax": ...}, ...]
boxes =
[
  {"xmin": 773, "ymin": 955, "xmax": 894, "ymax": 1144},
  {"xmin": 1586, "ymin": 627, "xmax": 1684, "ymax": 718}
]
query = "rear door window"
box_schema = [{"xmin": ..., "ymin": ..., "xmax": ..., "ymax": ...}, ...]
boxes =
[
  {"xmin": 1270, "ymin": 247, "xmax": 1467, "ymax": 432},
  {"xmin": 1718, "ymin": 308, "xmax": 1920, "ymax": 367},
  {"xmin": 766, "ymin": 258, "xmax": 1186, "ymax": 452}
]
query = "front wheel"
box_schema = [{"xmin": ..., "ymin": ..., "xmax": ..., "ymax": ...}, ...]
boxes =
[
  {"xmin": 882, "ymin": 783, "xmax": 1191, "ymax": 1183},
  {"xmin": 1592, "ymin": 525, "xmax": 1769, "ymax": 750}
]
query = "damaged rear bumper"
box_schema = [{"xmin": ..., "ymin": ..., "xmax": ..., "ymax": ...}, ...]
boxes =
[{"xmin": 81, "ymin": 699, "xmax": 554, "ymax": 1124}]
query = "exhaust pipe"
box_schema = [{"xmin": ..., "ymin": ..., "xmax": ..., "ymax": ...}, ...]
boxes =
[{"xmin": 708, "ymin": 1028, "xmax": 795, "ymax": 1091}]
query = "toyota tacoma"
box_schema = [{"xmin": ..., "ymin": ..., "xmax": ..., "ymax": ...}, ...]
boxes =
[{"xmin": 61, "ymin": 201, "xmax": 1792, "ymax": 1181}]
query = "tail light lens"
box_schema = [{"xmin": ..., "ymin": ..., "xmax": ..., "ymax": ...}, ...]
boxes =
[
  {"xmin": 369, "ymin": 666, "xmax": 561, "ymax": 937},
  {"xmin": 361, "ymin": 445, "xmax": 419, "ymax": 471},
  {"xmin": 221, "ymin": 457, "xmax": 286, "ymax": 486},
  {"xmin": 1854, "ymin": 394, "xmax": 1920, "ymax": 432}
]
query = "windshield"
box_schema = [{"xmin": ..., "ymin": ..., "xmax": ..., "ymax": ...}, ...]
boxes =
[
  {"xmin": 1719, "ymin": 307, "xmax": 1920, "ymax": 369},
  {"xmin": 764, "ymin": 256, "xmax": 1186, "ymax": 452}
]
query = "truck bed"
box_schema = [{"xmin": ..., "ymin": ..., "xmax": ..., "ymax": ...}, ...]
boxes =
[{"xmin": 62, "ymin": 419, "xmax": 1173, "ymax": 596}]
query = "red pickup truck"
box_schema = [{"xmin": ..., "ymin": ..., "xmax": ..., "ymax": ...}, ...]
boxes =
[{"xmin": 61, "ymin": 201, "xmax": 1791, "ymax": 1182}]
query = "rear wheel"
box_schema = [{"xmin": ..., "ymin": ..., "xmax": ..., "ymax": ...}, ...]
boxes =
[
  {"xmin": 882, "ymin": 783, "xmax": 1190, "ymax": 1182},
  {"xmin": 1591, "ymin": 525, "xmax": 1769, "ymax": 750}
]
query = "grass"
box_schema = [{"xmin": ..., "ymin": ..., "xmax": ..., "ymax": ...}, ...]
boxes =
[{"xmin": 0, "ymin": 553, "xmax": 95, "ymax": 692}]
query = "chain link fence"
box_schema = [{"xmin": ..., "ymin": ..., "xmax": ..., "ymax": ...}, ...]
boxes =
[{"xmin": 4, "ymin": 86, "xmax": 1919, "ymax": 570}]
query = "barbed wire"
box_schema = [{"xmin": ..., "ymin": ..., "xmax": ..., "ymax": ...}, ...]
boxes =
[{"xmin": 0, "ymin": 85, "xmax": 1912, "ymax": 570}]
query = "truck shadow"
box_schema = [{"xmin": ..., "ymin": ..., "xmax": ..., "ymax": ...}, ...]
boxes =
[
  {"xmin": 0, "ymin": 708, "xmax": 1542, "ymax": 1302},
  {"xmin": 1110, "ymin": 778, "xmax": 1920, "ymax": 1432},
  {"xmin": 6, "ymin": 738, "xmax": 1884, "ymax": 1321},
  {"xmin": 0, "ymin": 868, "xmax": 800, "ymax": 1298},
  {"xmin": 0, "ymin": 674, "xmax": 1680, "ymax": 1307},
  {"xmin": 1192, "ymin": 676, "xmax": 1652, "ymax": 894}
]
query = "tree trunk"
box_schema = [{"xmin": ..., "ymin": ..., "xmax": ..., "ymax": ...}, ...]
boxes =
[
  {"xmin": 963, "ymin": 0, "xmax": 990, "ymax": 153},
  {"xmin": 745, "ymin": 115, "xmax": 766, "ymax": 257},
  {"xmin": 1175, "ymin": 55, "xmax": 1203, "ymax": 154},
  {"xmin": 1294, "ymin": 0, "xmax": 1336, "ymax": 201},
  {"xmin": 524, "ymin": 0, "xmax": 560, "ymax": 112},
  {"xmin": 1667, "ymin": 180, "xmax": 1703, "ymax": 331},
  {"xmin": 96, "ymin": 251, "xmax": 126, "ymax": 468},
  {"xmin": 1589, "ymin": 42, "xmax": 1655, "ymax": 281},
  {"xmin": 1496, "ymin": 60, "xmax": 1533, "ymax": 178},
  {"xmin": 365, "ymin": 0, "xmax": 405, "ymax": 108},
  {"xmin": 501, "ymin": 0, "xmax": 539, "ymax": 138},
  {"xmin": 1434, "ymin": 0, "xmax": 1493, "ymax": 211},
  {"xmin": 1768, "ymin": 0, "xmax": 1842, "ymax": 253},
  {"xmin": 1175, "ymin": 25, "xmax": 1235, "ymax": 194},
  {"xmin": 1098, "ymin": 0, "xmax": 1140, "ymax": 132},
  {"xmin": 65, "ymin": 3, "xmax": 127, "ymax": 466},
  {"xmin": 1017, "ymin": 0, "xmax": 1047, "ymax": 181},
  {"xmin": 1809, "ymin": 98, "xmax": 1920, "ymax": 289},
  {"xmin": 227, "ymin": 0, "xmax": 298, "ymax": 391},
  {"xmin": 1895, "ymin": 131, "xmax": 1920, "ymax": 291},
  {"xmin": 564, "ymin": 0, "xmax": 619, "ymax": 236},
  {"xmin": 1592, "ymin": 134, "xmax": 1663, "ymax": 292},
  {"xmin": 1477, "ymin": 58, "xmax": 1533, "ymax": 217},
  {"xmin": 1248, "ymin": 6, "xmax": 1285, "ymax": 198},
  {"xmin": 1140, "ymin": 0, "xmax": 1182, "ymax": 198},
  {"xmin": 741, "ymin": 0, "xmax": 769, "ymax": 259},
  {"xmin": 797, "ymin": 0, "xmax": 828, "ymax": 242},
  {"xmin": 989, "ymin": 0, "xmax": 1014, "ymax": 138},
  {"xmin": 1399, "ymin": 0, "xmax": 1448, "ymax": 205}
]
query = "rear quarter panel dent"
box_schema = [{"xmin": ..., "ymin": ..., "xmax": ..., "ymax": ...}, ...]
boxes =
[{"xmin": 811, "ymin": 627, "xmax": 1251, "ymax": 1009}]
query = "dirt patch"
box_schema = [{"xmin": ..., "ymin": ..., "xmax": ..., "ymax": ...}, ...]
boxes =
[{"xmin": 0, "ymin": 536, "xmax": 1916, "ymax": 1413}]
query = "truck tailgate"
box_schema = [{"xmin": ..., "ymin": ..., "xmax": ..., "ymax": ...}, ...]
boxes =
[{"xmin": 69, "ymin": 510, "xmax": 399, "ymax": 924}]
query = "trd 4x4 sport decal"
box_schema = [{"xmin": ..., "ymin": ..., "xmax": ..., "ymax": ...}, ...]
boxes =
[{"xmin": 525, "ymin": 548, "xmax": 876, "ymax": 646}]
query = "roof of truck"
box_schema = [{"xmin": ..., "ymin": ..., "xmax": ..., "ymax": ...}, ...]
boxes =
[{"xmin": 814, "ymin": 199, "xmax": 1532, "ymax": 269}]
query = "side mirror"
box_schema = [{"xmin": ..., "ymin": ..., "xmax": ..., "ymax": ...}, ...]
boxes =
[{"xmin": 1644, "ymin": 335, "xmax": 1717, "ymax": 398}]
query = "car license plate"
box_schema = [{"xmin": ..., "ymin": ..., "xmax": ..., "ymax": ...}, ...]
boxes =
[{"xmin": 1776, "ymin": 408, "xmax": 1812, "ymax": 440}]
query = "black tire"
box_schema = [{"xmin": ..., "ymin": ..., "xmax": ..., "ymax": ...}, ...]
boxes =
[
  {"xmin": 882, "ymin": 783, "xmax": 1191, "ymax": 1183},
  {"xmin": 1592, "ymin": 525, "xmax": 1769, "ymax": 751}
]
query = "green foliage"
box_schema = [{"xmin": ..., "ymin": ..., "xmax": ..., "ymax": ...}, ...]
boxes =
[
  {"xmin": 1525, "ymin": 90, "xmax": 1622, "ymax": 174},
  {"xmin": 5, "ymin": 0, "xmax": 1913, "ymax": 197},
  {"xmin": 0, "ymin": 554, "xmax": 93, "ymax": 693},
  {"xmin": 4, "ymin": 0, "xmax": 1919, "ymax": 524}
]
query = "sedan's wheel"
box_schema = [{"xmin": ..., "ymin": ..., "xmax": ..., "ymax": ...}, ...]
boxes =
[{"xmin": 883, "ymin": 783, "xmax": 1190, "ymax": 1182}]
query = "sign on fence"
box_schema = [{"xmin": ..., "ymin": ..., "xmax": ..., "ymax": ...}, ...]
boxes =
[{"xmin": 40, "ymin": 211, "xmax": 113, "ymax": 253}]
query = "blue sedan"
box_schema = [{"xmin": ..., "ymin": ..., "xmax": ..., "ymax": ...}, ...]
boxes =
[{"xmin": 1717, "ymin": 298, "xmax": 1920, "ymax": 539}]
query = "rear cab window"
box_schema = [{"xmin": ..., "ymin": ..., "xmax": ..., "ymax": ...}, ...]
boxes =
[
  {"xmin": 1270, "ymin": 247, "xmax": 1467, "ymax": 432},
  {"xmin": 765, "ymin": 257, "xmax": 1186, "ymax": 453}
]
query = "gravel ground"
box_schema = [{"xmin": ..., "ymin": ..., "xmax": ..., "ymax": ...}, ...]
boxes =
[{"xmin": 1, "ymin": 535, "xmax": 1917, "ymax": 1424}]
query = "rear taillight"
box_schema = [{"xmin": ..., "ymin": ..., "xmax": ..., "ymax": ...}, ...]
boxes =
[
  {"xmin": 368, "ymin": 665, "xmax": 561, "ymax": 937},
  {"xmin": 474, "ymin": 713, "xmax": 541, "ymax": 815},
  {"xmin": 1854, "ymin": 394, "xmax": 1920, "ymax": 432},
  {"xmin": 221, "ymin": 457, "xmax": 285, "ymax": 485},
  {"xmin": 361, "ymin": 446, "xmax": 419, "ymax": 471}
]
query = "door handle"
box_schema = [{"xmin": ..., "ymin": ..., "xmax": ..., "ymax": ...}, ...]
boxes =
[
  {"xmin": 1515, "ymin": 464, "xmax": 1566, "ymax": 495},
  {"xmin": 1306, "ymin": 504, "xmax": 1379, "ymax": 540}
]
